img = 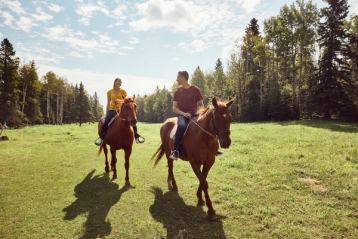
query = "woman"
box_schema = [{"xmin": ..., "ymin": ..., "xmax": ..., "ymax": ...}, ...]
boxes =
[{"xmin": 95, "ymin": 78, "xmax": 144, "ymax": 145}]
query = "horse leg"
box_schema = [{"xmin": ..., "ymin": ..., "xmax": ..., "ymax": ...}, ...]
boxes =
[
  {"xmin": 167, "ymin": 157, "xmax": 178, "ymax": 191},
  {"xmin": 124, "ymin": 148, "xmax": 132, "ymax": 186},
  {"xmin": 104, "ymin": 144, "xmax": 110, "ymax": 173},
  {"xmin": 190, "ymin": 161, "xmax": 216, "ymax": 220},
  {"xmin": 197, "ymin": 162, "xmax": 213, "ymax": 207},
  {"xmin": 110, "ymin": 148, "xmax": 117, "ymax": 180}
]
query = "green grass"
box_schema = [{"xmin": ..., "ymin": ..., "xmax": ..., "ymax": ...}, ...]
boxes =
[{"xmin": 0, "ymin": 121, "xmax": 357, "ymax": 239}]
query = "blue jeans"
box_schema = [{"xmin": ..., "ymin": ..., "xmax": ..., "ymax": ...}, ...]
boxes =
[
  {"xmin": 174, "ymin": 115, "xmax": 189, "ymax": 151},
  {"xmin": 100, "ymin": 110, "xmax": 140, "ymax": 139},
  {"xmin": 100, "ymin": 110, "xmax": 117, "ymax": 139}
]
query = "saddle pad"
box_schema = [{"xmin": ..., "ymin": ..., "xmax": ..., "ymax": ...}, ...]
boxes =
[
  {"xmin": 108, "ymin": 114, "xmax": 118, "ymax": 127},
  {"xmin": 100, "ymin": 114, "xmax": 119, "ymax": 128},
  {"xmin": 170, "ymin": 124, "xmax": 177, "ymax": 140}
]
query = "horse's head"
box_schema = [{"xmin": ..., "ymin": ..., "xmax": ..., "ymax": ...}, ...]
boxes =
[
  {"xmin": 119, "ymin": 96, "xmax": 137, "ymax": 127},
  {"xmin": 211, "ymin": 97, "xmax": 234, "ymax": 149}
]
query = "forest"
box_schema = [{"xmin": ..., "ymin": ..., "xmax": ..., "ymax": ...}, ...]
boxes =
[{"xmin": 1, "ymin": 0, "xmax": 357, "ymax": 126}]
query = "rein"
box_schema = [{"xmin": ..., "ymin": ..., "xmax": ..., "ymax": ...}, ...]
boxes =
[{"xmin": 186, "ymin": 108, "xmax": 230, "ymax": 139}]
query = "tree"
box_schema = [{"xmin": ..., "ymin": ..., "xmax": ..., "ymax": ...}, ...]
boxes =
[
  {"xmin": 18, "ymin": 61, "xmax": 43, "ymax": 124},
  {"xmin": 0, "ymin": 38, "xmax": 21, "ymax": 126},
  {"xmin": 77, "ymin": 82, "xmax": 93, "ymax": 126},
  {"xmin": 315, "ymin": 0, "xmax": 352, "ymax": 118}
]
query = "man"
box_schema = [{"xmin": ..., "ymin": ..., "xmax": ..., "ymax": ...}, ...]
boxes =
[{"xmin": 169, "ymin": 71, "xmax": 203, "ymax": 160}]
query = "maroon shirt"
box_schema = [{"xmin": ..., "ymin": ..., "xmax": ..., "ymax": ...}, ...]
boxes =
[{"xmin": 173, "ymin": 85, "xmax": 203, "ymax": 115}]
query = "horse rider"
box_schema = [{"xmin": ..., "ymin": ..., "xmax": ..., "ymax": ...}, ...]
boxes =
[{"xmin": 95, "ymin": 78, "xmax": 145, "ymax": 146}]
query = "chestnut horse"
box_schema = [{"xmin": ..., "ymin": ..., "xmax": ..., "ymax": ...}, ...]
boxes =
[
  {"xmin": 98, "ymin": 97, "xmax": 137, "ymax": 184},
  {"xmin": 152, "ymin": 97, "xmax": 233, "ymax": 220}
]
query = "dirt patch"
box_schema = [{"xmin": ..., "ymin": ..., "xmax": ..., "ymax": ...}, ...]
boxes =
[{"xmin": 298, "ymin": 177, "xmax": 328, "ymax": 193}]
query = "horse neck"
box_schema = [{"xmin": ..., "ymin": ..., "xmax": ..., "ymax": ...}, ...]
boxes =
[
  {"xmin": 114, "ymin": 116, "xmax": 131, "ymax": 130},
  {"xmin": 194, "ymin": 108, "xmax": 215, "ymax": 137}
]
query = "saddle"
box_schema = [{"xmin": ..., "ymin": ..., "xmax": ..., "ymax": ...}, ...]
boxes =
[{"xmin": 99, "ymin": 114, "xmax": 119, "ymax": 134}]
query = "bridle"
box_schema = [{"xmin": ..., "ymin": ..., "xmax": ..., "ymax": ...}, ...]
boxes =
[
  {"xmin": 187, "ymin": 108, "xmax": 230, "ymax": 139},
  {"xmin": 211, "ymin": 109, "xmax": 231, "ymax": 137},
  {"xmin": 118, "ymin": 101, "xmax": 137, "ymax": 126}
]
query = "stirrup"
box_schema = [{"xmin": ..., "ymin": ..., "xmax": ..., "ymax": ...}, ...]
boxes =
[
  {"xmin": 95, "ymin": 138, "xmax": 103, "ymax": 146},
  {"xmin": 135, "ymin": 135, "xmax": 145, "ymax": 144},
  {"xmin": 169, "ymin": 150, "xmax": 179, "ymax": 160},
  {"xmin": 216, "ymin": 150, "xmax": 223, "ymax": 156}
]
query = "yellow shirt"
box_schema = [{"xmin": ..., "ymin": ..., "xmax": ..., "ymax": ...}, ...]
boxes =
[{"xmin": 107, "ymin": 88, "xmax": 127, "ymax": 111}]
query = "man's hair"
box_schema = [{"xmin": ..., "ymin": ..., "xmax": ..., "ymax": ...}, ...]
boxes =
[{"xmin": 178, "ymin": 71, "xmax": 189, "ymax": 81}]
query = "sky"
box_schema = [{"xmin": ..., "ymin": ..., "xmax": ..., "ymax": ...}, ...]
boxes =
[{"xmin": 1, "ymin": 0, "xmax": 357, "ymax": 107}]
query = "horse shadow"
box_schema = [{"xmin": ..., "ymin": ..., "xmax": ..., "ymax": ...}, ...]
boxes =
[
  {"xmin": 149, "ymin": 187, "xmax": 226, "ymax": 239},
  {"xmin": 63, "ymin": 170, "xmax": 130, "ymax": 239}
]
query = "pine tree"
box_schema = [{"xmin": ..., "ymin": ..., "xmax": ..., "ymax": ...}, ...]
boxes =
[
  {"xmin": 0, "ymin": 38, "xmax": 21, "ymax": 126},
  {"xmin": 316, "ymin": 0, "xmax": 352, "ymax": 118}
]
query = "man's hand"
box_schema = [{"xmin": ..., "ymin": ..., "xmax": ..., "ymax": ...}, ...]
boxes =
[{"xmin": 182, "ymin": 112, "xmax": 191, "ymax": 118}]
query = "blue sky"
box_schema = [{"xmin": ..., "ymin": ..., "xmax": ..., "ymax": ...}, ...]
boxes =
[{"xmin": 1, "ymin": 0, "xmax": 357, "ymax": 107}]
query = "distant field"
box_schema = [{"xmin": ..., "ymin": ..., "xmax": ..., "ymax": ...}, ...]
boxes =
[{"xmin": 0, "ymin": 121, "xmax": 357, "ymax": 239}]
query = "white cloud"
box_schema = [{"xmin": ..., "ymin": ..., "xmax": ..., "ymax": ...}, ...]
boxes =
[
  {"xmin": 16, "ymin": 43, "xmax": 64, "ymax": 64},
  {"xmin": 0, "ymin": 11, "xmax": 15, "ymax": 26},
  {"xmin": 17, "ymin": 16, "xmax": 36, "ymax": 32},
  {"xmin": 112, "ymin": 4, "xmax": 128, "ymax": 26},
  {"xmin": 128, "ymin": 37, "xmax": 139, "ymax": 45},
  {"xmin": 69, "ymin": 51, "xmax": 93, "ymax": 59},
  {"xmin": 48, "ymin": 3, "xmax": 64, "ymax": 13},
  {"xmin": 130, "ymin": 0, "xmax": 197, "ymax": 32},
  {"xmin": 42, "ymin": 25, "xmax": 128, "ymax": 56},
  {"xmin": 0, "ymin": 3, "xmax": 54, "ymax": 32},
  {"xmin": 76, "ymin": 2, "xmax": 110, "ymax": 26},
  {"xmin": 179, "ymin": 39, "xmax": 206, "ymax": 53},
  {"xmin": 130, "ymin": 0, "xmax": 243, "ymax": 53},
  {"xmin": 32, "ymin": 7, "xmax": 53, "ymax": 22},
  {"xmin": 351, "ymin": 1, "xmax": 358, "ymax": 15},
  {"xmin": 0, "ymin": 0, "xmax": 25, "ymax": 15},
  {"xmin": 36, "ymin": 65, "xmax": 171, "ymax": 107},
  {"xmin": 235, "ymin": 0, "xmax": 262, "ymax": 14}
]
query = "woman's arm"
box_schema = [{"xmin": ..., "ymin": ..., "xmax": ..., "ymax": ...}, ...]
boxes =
[{"xmin": 106, "ymin": 94, "xmax": 110, "ymax": 113}]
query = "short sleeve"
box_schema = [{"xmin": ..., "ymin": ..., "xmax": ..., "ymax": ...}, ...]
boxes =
[
  {"xmin": 196, "ymin": 87, "xmax": 203, "ymax": 101},
  {"xmin": 121, "ymin": 89, "xmax": 127, "ymax": 99},
  {"xmin": 173, "ymin": 90, "xmax": 179, "ymax": 102},
  {"xmin": 107, "ymin": 89, "xmax": 112, "ymax": 98}
]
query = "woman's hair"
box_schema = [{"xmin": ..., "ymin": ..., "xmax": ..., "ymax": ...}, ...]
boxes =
[{"xmin": 113, "ymin": 78, "xmax": 122, "ymax": 88}]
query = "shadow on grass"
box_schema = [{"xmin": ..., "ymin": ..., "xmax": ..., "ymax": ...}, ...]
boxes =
[
  {"xmin": 63, "ymin": 170, "xmax": 130, "ymax": 239},
  {"xmin": 149, "ymin": 187, "xmax": 226, "ymax": 239},
  {"xmin": 277, "ymin": 120, "xmax": 358, "ymax": 133}
]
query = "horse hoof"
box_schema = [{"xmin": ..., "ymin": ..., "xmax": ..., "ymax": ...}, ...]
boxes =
[
  {"xmin": 207, "ymin": 211, "xmax": 217, "ymax": 221},
  {"xmin": 112, "ymin": 175, "xmax": 117, "ymax": 181},
  {"xmin": 125, "ymin": 181, "xmax": 131, "ymax": 187},
  {"xmin": 197, "ymin": 200, "xmax": 205, "ymax": 207},
  {"xmin": 105, "ymin": 167, "xmax": 110, "ymax": 173}
]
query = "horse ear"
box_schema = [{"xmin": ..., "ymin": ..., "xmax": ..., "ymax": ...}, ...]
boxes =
[
  {"xmin": 212, "ymin": 97, "xmax": 218, "ymax": 108},
  {"xmin": 226, "ymin": 99, "xmax": 234, "ymax": 108}
]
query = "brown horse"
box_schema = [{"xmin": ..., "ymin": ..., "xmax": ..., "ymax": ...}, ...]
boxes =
[
  {"xmin": 98, "ymin": 97, "xmax": 137, "ymax": 184},
  {"xmin": 152, "ymin": 97, "xmax": 233, "ymax": 220}
]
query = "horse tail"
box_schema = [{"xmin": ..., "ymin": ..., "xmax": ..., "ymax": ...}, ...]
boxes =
[
  {"xmin": 152, "ymin": 144, "xmax": 165, "ymax": 167},
  {"xmin": 97, "ymin": 144, "xmax": 103, "ymax": 156}
]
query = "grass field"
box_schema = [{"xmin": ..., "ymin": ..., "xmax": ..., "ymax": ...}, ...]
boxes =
[{"xmin": 0, "ymin": 121, "xmax": 357, "ymax": 239}]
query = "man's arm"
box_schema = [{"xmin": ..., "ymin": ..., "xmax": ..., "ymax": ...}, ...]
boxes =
[
  {"xmin": 173, "ymin": 101, "xmax": 191, "ymax": 118},
  {"xmin": 196, "ymin": 100, "xmax": 204, "ymax": 112}
]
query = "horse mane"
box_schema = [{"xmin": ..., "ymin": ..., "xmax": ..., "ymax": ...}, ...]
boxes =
[{"xmin": 123, "ymin": 97, "xmax": 134, "ymax": 103}]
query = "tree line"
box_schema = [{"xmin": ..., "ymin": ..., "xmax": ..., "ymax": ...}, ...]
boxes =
[
  {"xmin": 0, "ymin": 39, "xmax": 103, "ymax": 127},
  {"xmin": 137, "ymin": 0, "xmax": 358, "ymax": 122}
]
